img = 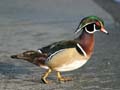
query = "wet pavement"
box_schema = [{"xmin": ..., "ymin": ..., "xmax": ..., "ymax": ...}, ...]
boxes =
[{"xmin": 0, "ymin": 0, "xmax": 120, "ymax": 90}]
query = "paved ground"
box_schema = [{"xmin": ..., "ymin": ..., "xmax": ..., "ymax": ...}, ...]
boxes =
[{"xmin": 0, "ymin": 0, "xmax": 120, "ymax": 90}]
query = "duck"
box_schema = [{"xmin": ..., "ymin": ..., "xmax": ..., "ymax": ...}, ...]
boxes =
[{"xmin": 11, "ymin": 16, "xmax": 109, "ymax": 84}]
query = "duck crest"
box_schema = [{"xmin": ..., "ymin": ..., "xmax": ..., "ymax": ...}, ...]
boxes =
[{"xmin": 77, "ymin": 31, "xmax": 94, "ymax": 56}]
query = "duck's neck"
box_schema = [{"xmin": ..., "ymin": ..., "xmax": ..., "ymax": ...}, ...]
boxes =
[{"xmin": 76, "ymin": 31, "xmax": 95, "ymax": 56}]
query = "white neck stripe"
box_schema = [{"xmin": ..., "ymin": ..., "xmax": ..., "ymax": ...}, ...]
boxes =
[
  {"xmin": 77, "ymin": 43, "xmax": 87, "ymax": 56},
  {"xmin": 85, "ymin": 27, "xmax": 94, "ymax": 34}
]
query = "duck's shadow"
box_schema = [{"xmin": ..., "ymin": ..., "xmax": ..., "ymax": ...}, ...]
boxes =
[
  {"xmin": 0, "ymin": 61, "xmax": 56, "ymax": 84},
  {"xmin": 0, "ymin": 62, "xmax": 32, "ymax": 76}
]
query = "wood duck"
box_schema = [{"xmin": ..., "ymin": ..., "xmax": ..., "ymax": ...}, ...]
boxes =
[{"xmin": 11, "ymin": 16, "xmax": 109, "ymax": 84}]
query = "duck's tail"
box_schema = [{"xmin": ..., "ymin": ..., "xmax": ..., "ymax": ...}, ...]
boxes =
[{"xmin": 11, "ymin": 50, "xmax": 48, "ymax": 67}]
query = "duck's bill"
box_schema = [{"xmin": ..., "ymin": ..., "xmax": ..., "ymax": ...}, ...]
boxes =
[{"xmin": 100, "ymin": 28, "xmax": 109, "ymax": 35}]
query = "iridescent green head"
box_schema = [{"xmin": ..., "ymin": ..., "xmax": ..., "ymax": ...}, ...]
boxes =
[{"xmin": 75, "ymin": 16, "xmax": 109, "ymax": 34}]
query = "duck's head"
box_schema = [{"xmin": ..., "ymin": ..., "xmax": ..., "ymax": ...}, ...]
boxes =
[{"xmin": 75, "ymin": 16, "xmax": 109, "ymax": 35}]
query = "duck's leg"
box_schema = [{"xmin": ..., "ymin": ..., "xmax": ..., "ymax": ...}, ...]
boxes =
[
  {"xmin": 41, "ymin": 69, "xmax": 52, "ymax": 84},
  {"xmin": 57, "ymin": 72, "xmax": 73, "ymax": 82}
]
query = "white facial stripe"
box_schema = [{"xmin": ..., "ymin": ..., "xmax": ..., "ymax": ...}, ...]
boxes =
[
  {"xmin": 94, "ymin": 24, "xmax": 96, "ymax": 31},
  {"xmin": 75, "ymin": 28, "xmax": 81, "ymax": 34},
  {"xmin": 94, "ymin": 24, "xmax": 99, "ymax": 32},
  {"xmin": 75, "ymin": 23, "xmax": 95, "ymax": 34},
  {"xmin": 85, "ymin": 24, "xmax": 99, "ymax": 34},
  {"xmin": 85, "ymin": 27, "xmax": 94, "ymax": 34},
  {"xmin": 80, "ymin": 22, "xmax": 94, "ymax": 29},
  {"xmin": 77, "ymin": 43, "xmax": 87, "ymax": 56}
]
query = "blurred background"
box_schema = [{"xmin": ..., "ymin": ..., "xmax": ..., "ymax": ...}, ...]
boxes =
[{"xmin": 0, "ymin": 0, "xmax": 120, "ymax": 90}]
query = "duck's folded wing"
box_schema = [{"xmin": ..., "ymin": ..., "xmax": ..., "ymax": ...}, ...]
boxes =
[{"xmin": 38, "ymin": 40, "xmax": 78, "ymax": 55}]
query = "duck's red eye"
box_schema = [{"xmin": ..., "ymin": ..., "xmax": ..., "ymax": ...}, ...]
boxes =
[
  {"xmin": 96, "ymin": 22, "xmax": 100, "ymax": 26},
  {"xmin": 95, "ymin": 22, "xmax": 101, "ymax": 29}
]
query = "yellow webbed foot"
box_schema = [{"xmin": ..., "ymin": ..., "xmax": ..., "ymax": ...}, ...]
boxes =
[
  {"xmin": 57, "ymin": 72, "xmax": 73, "ymax": 82},
  {"xmin": 41, "ymin": 69, "xmax": 52, "ymax": 84}
]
